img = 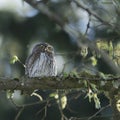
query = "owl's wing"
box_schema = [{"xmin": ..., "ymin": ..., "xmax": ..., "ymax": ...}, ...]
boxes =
[{"xmin": 25, "ymin": 53, "xmax": 38, "ymax": 76}]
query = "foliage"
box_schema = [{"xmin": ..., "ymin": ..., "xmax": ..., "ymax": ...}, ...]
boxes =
[{"xmin": 0, "ymin": 0, "xmax": 120, "ymax": 120}]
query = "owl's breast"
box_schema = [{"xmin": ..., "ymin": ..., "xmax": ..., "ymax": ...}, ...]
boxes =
[{"xmin": 28, "ymin": 53, "xmax": 57, "ymax": 77}]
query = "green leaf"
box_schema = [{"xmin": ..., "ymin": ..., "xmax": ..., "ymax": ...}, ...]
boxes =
[
  {"xmin": 10, "ymin": 55, "xmax": 19, "ymax": 64},
  {"xmin": 49, "ymin": 92, "xmax": 59, "ymax": 99},
  {"xmin": 60, "ymin": 95, "xmax": 67, "ymax": 109},
  {"xmin": 90, "ymin": 83, "xmax": 98, "ymax": 92},
  {"xmin": 90, "ymin": 56, "xmax": 97, "ymax": 66},
  {"xmin": 63, "ymin": 72, "xmax": 68, "ymax": 78},
  {"xmin": 85, "ymin": 89, "xmax": 93, "ymax": 102},
  {"xmin": 6, "ymin": 90, "xmax": 14, "ymax": 99},
  {"xmin": 98, "ymin": 72, "xmax": 107, "ymax": 79},
  {"xmin": 83, "ymin": 80, "xmax": 88, "ymax": 87},
  {"xmin": 10, "ymin": 55, "xmax": 26, "ymax": 68},
  {"xmin": 70, "ymin": 71, "xmax": 79, "ymax": 78},
  {"xmin": 93, "ymin": 93, "xmax": 101, "ymax": 109}
]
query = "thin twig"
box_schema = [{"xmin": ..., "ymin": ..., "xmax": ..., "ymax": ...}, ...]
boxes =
[
  {"xmin": 71, "ymin": 0, "xmax": 119, "ymax": 31},
  {"xmin": 84, "ymin": 14, "xmax": 91, "ymax": 36},
  {"xmin": 15, "ymin": 107, "xmax": 24, "ymax": 120},
  {"xmin": 88, "ymin": 104, "xmax": 110, "ymax": 120}
]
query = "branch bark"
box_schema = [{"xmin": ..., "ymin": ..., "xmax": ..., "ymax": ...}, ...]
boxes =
[{"xmin": 0, "ymin": 75, "xmax": 119, "ymax": 91}]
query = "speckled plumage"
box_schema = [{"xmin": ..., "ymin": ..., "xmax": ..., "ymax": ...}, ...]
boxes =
[{"xmin": 25, "ymin": 43, "xmax": 57, "ymax": 77}]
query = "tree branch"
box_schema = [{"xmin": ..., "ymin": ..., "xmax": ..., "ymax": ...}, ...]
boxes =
[
  {"xmin": 24, "ymin": 0, "xmax": 64, "ymax": 28},
  {"xmin": 72, "ymin": 0, "xmax": 113, "ymax": 27},
  {"xmin": 0, "ymin": 75, "xmax": 119, "ymax": 91}
]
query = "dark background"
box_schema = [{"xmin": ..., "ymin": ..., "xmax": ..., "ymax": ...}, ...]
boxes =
[{"xmin": 0, "ymin": 0, "xmax": 119, "ymax": 120}]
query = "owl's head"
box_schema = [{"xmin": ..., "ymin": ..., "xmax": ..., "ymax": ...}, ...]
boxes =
[
  {"xmin": 25, "ymin": 42, "xmax": 57, "ymax": 77},
  {"xmin": 32, "ymin": 43, "xmax": 54, "ymax": 54}
]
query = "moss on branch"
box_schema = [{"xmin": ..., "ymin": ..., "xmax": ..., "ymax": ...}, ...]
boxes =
[{"xmin": 0, "ymin": 74, "xmax": 119, "ymax": 91}]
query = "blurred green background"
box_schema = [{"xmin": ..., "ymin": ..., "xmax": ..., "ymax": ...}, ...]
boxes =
[{"xmin": 0, "ymin": 0, "xmax": 119, "ymax": 120}]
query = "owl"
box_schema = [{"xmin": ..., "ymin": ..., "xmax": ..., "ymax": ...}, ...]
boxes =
[{"xmin": 25, "ymin": 43, "xmax": 57, "ymax": 77}]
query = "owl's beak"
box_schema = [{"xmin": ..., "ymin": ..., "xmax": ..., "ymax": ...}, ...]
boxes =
[{"xmin": 45, "ymin": 46, "xmax": 53, "ymax": 53}]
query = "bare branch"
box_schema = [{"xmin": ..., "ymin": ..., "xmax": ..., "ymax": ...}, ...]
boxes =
[
  {"xmin": 24, "ymin": 0, "xmax": 64, "ymax": 28},
  {"xmin": 15, "ymin": 107, "xmax": 24, "ymax": 120},
  {"xmin": 71, "ymin": 0, "xmax": 120, "ymax": 33},
  {"xmin": 84, "ymin": 14, "xmax": 91, "ymax": 36},
  {"xmin": 88, "ymin": 104, "xmax": 110, "ymax": 120}
]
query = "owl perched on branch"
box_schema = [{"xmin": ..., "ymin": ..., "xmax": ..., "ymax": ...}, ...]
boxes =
[{"xmin": 25, "ymin": 43, "xmax": 57, "ymax": 77}]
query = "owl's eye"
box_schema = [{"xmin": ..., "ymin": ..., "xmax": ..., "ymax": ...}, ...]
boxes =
[
  {"xmin": 40, "ymin": 45, "xmax": 43, "ymax": 47},
  {"xmin": 48, "ymin": 46, "xmax": 53, "ymax": 51},
  {"xmin": 46, "ymin": 46, "xmax": 53, "ymax": 52},
  {"xmin": 47, "ymin": 46, "xmax": 51, "ymax": 50},
  {"xmin": 40, "ymin": 45, "xmax": 45, "ymax": 49}
]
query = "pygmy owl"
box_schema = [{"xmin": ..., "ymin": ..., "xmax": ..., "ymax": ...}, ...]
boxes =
[{"xmin": 25, "ymin": 43, "xmax": 57, "ymax": 77}]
